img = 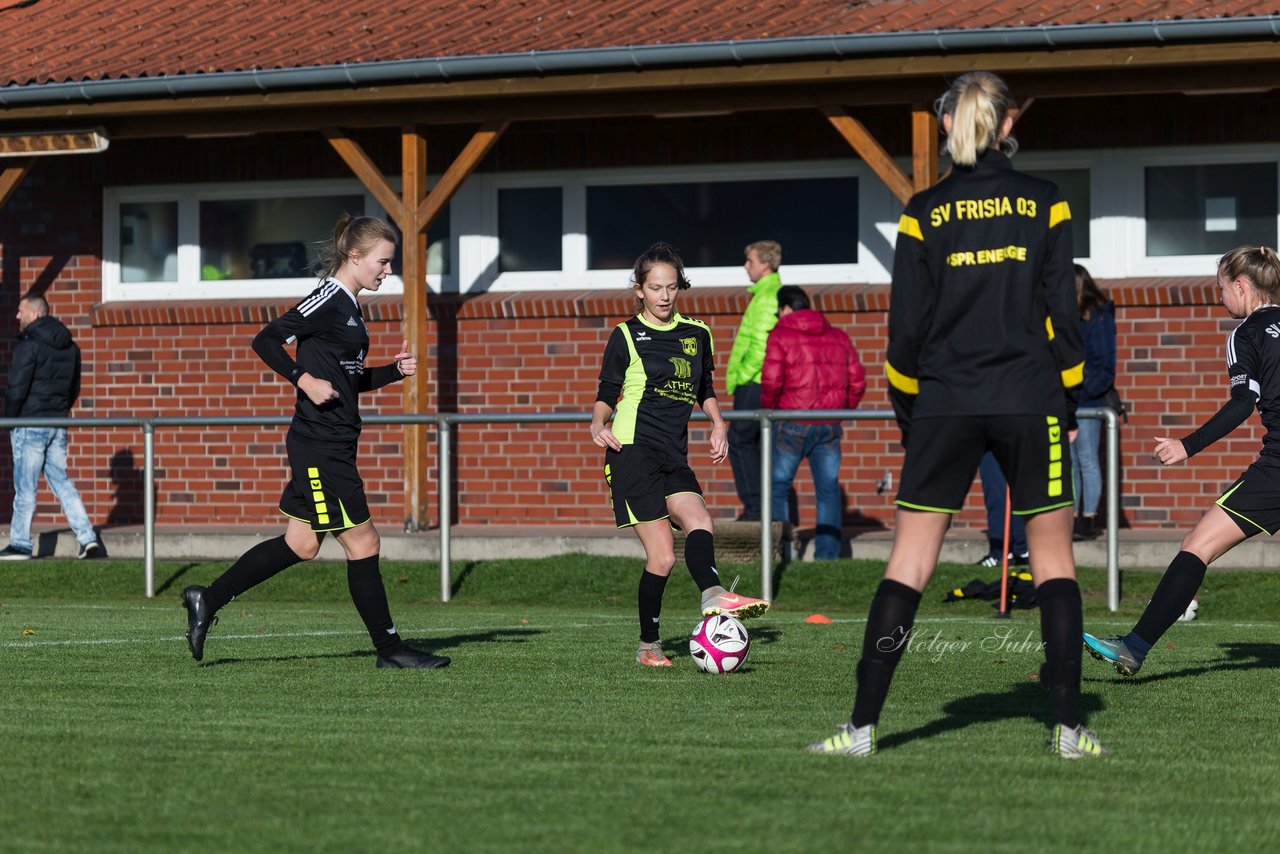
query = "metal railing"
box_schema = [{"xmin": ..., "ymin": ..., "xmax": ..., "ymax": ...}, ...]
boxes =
[{"xmin": 0, "ymin": 406, "xmax": 1122, "ymax": 610}]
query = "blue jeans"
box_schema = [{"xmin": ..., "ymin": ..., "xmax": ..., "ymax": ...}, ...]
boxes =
[
  {"xmin": 1071, "ymin": 418, "xmax": 1103, "ymax": 516},
  {"xmin": 9, "ymin": 427, "xmax": 96, "ymax": 553},
  {"xmin": 770, "ymin": 422, "xmax": 843, "ymax": 560},
  {"xmin": 978, "ymin": 451, "xmax": 1027, "ymax": 556}
]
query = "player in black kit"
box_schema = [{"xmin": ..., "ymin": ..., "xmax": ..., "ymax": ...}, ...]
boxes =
[
  {"xmin": 591, "ymin": 243, "xmax": 769, "ymax": 668},
  {"xmin": 1085, "ymin": 246, "xmax": 1280, "ymax": 677},
  {"xmin": 181, "ymin": 215, "xmax": 449, "ymax": 669},
  {"xmin": 806, "ymin": 71, "xmax": 1104, "ymax": 759}
]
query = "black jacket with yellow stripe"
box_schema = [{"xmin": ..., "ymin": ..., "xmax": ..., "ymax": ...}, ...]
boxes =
[{"xmin": 885, "ymin": 148, "xmax": 1084, "ymax": 443}]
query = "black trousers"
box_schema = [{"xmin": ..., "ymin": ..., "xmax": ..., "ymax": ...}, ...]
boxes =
[{"xmin": 728, "ymin": 381, "xmax": 763, "ymax": 520}]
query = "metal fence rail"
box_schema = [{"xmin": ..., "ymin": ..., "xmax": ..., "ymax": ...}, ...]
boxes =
[{"xmin": 0, "ymin": 407, "xmax": 1121, "ymax": 610}]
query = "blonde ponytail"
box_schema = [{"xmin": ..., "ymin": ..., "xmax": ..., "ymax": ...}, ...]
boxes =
[{"xmin": 937, "ymin": 71, "xmax": 1017, "ymax": 167}]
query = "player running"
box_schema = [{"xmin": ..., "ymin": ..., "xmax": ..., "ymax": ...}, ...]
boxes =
[
  {"xmin": 1084, "ymin": 246, "xmax": 1280, "ymax": 676},
  {"xmin": 181, "ymin": 215, "xmax": 449, "ymax": 669},
  {"xmin": 591, "ymin": 242, "xmax": 769, "ymax": 668},
  {"xmin": 805, "ymin": 71, "xmax": 1104, "ymax": 758}
]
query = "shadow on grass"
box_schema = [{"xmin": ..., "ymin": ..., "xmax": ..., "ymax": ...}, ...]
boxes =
[
  {"xmin": 1100, "ymin": 641, "xmax": 1280, "ymax": 686},
  {"xmin": 450, "ymin": 561, "xmax": 479, "ymax": 598},
  {"xmin": 877, "ymin": 681, "xmax": 1104, "ymax": 753},
  {"xmin": 196, "ymin": 626, "xmax": 546, "ymax": 668},
  {"xmin": 155, "ymin": 563, "xmax": 204, "ymax": 597}
]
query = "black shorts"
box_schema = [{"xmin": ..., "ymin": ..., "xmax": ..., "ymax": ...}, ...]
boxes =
[
  {"xmin": 604, "ymin": 443, "xmax": 703, "ymax": 528},
  {"xmin": 896, "ymin": 415, "xmax": 1074, "ymax": 515},
  {"xmin": 279, "ymin": 433, "xmax": 371, "ymax": 532},
  {"xmin": 1217, "ymin": 461, "xmax": 1280, "ymax": 536}
]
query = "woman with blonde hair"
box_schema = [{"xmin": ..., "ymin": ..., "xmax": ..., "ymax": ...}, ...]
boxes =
[
  {"xmin": 807, "ymin": 72, "xmax": 1104, "ymax": 758},
  {"xmin": 182, "ymin": 215, "xmax": 450, "ymax": 669},
  {"xmin": 1085, "ymin": 246, "xmax": 1280, "ymax": 677}
]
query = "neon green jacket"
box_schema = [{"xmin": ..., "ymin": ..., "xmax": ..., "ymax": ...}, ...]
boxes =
[{"xmin": 725, "ymin": 271, "xmax": 782, "ymax": 394}]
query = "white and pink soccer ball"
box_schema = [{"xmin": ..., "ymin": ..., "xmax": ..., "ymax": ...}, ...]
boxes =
[{"xmin": 689, "ymin": 614, "xmax": 750, "ymax": 674}]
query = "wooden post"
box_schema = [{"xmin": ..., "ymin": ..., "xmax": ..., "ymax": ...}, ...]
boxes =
[
  {"xmin": 401, "ymin": 126, "xmax": 431, "ymax": 531},
  {"xmin": 0, "ymin": 158, "xmax": 35, "ymax": 209},
  {"xmin": 821, "ymin": 106, "xmax": 913, "ymax": 205},
  {"xmin": 911, "ymin": 107, "xmax": 939, "ymax": 192}
]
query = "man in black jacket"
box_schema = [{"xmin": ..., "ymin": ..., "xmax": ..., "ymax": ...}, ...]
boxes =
[{"xmin": 2, "ymin": 295, "xmax": 98, "ymax": 559}]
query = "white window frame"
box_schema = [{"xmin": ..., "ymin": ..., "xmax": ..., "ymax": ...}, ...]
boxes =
[
  {"xmin": 1012, "ymin": 152, "xmax": 1099, "ymax": 271},
  {"xmin": 461, "ymin": 160, "xmax": 895, "ymax": 293},
  {"xmin": 1127, "ymin": 144, "xmax": 1280, "ymax": 277},
  {"xmin": 102, "ymin": 179, "xmax": 457, "ymax": 301}
]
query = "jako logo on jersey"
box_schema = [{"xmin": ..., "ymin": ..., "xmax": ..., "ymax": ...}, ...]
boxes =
[
  {"xmin": 670, "ymin": 357, "xmax": 692, "ymax": 379},
  {"xmin": 681, "ymin": 337, "xmax": 698, "ymax": 356},
  {"xmin": 1266, "ymin": 323, "xmax": 1280, "ymax": 339}
]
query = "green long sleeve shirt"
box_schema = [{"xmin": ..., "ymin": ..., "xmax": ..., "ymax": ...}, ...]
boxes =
[{"xmin": 725, "ymin": 271, "xmax": 782, "ymax": 394}]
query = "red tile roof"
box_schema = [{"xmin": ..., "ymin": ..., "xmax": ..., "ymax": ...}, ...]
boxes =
[{"xmin": 0, "ymin": 1, "xmax": 1272, "ymax": 88}]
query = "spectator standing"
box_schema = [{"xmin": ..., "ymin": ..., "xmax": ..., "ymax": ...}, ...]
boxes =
[
  {"xmin": 1071, "ymin": 264, "xmax": 1116, "ymax": 541},
  {"xmin": 761, "ymin": 285, "xmax": 865, "ymax": 559},
  {"xmin": 724, "ymin": 240, "xmax": 783, "ymax": 521},
  {"xmin": 2, "ymin": 295, "xmax": 99, "ymax": 559}
]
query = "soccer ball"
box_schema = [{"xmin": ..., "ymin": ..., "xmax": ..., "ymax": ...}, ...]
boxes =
[{"xmin": 689, "ymin": 614, "xmax": 750, "ymax": 674}]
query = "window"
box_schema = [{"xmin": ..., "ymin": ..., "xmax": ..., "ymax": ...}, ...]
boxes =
[
  {"xmin": 498, "ymin": 187, "xmax": 562, "ymax": 272},
  {"xmin": 103, "ymin": 181, "xmax": 453, "ymax": 300},
  {"xmin": 119, "ymin": 201, "xmax": 178, "ymax": 283},
  {"xmin": 1145, "ymin": 162, "xmax": 1277, "ymax": 257},
  {"xmin": 199, "ymin": 195, "xmax": 362, "ymax": 281},
  {"xmin": 586, "ymin": 177, "xmax": 857, "ymax": 269}
]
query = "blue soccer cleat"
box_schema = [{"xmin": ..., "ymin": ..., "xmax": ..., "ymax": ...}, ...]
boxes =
[{"xmin": 1082, "ymin": 632, "xmax": 1143, "ymax": 677}]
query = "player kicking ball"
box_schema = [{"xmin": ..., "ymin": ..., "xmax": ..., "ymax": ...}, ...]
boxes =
[
  {"xmin": 590, "ymin": 242, "xmax": 768, "ymax": 668},
  {"xmin": 1084, "ymin": 246, "xmax": 1280, "ymax": 677}
]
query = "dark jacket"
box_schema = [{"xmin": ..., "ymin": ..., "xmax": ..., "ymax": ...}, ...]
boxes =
[
  {"xmin": 1080, "ymin": 301, "xmax": 1117, "ymax": 406},
  {"xmin": 885, "ymin": 148, "xmax": 1083, "ymax": 439},
  {"xmin": 761, "ymin": 308, "xmax": 866, "ymax": 425},
  {"xmin": 5, "ymin": 315, "xmax": 82, "ymax": 418}
]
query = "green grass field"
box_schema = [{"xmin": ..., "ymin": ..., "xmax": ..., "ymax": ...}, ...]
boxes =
[{"xmin": 3, "ymin": 556, "xmax": 1279, "ymax": 852}]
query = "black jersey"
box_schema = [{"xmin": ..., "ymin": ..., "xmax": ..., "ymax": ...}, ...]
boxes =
[
  {"xmin": 595, "ymin": 312, "xmax": 716, "ymax": 456},
  {"xmin": 1181, "ymin": 305, "xmax": 1280, "ymax": 461},
  {"xmin": 886, "ymin": 149, "xmax": 1084, "ymax": 426},
  {"xmin": 253, "ymin": 278, "xmax": 400, "ymax": 446}
]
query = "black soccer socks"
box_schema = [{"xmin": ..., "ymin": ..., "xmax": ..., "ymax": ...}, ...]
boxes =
[
  {"xmin": 851, "ymin": 579, "xmax": 922, "ymax": 728},
  {"xmin": 638, "ymin": 570, "xmax": 669, "ymax": 643},
  {"xmin": 347, "ymin": 554, "xmax": 402, "ymax": 652},
  {"xmin": 204, "ymin": 535, "xmax": 303, "ymax": 614},
  {"xmin": 1037, "ymin": 577, "xmax": 1083, "ymax": 730},
  {"xmin": 1129, "ymin": 550, "xmax": 1208, "ymax": 656},
  {"xmin": 683, "ymin": 529, "xmax": 721, "ymax": 592}
]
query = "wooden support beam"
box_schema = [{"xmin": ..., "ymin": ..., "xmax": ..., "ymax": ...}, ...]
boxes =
[
  {"xmin": 323, "ymin": 129, "xmax": 404, "ymax": 228},
  {"xmin": 0, "ymin": 157, "xmax": 35, "ymax": 209},
  {"xmin": 417, "ymin": 120, "xmax": 508, "ymax": 226},
  {"xmin": 821, "ymin": 106, "xmax": 913, "ymax": 205},
  {"xmin": 1009, "ymin": 96, "xmax": 1037, "ymax": 127},
  {"xmin": 400, "ymin": 127, "xmax": 431, "ymax": 531},
  {"xmin": 911, "ymin": 107, "xmax": 939, "ymax": 193}
]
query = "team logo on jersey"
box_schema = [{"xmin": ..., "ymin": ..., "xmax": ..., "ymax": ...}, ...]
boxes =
[
  {"xmin": 681, "ymin": 337, "xmax": 698, "ymax": 356},
  {"xmin": 670, "ymin": 356, "xmax": 692, "ymax": 379},
  {"xmin": 347, "ymin": 316, "xmax": 359, "ymax": 327}
]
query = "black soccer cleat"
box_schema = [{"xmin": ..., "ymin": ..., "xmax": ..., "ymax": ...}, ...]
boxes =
[
  {"xmin": 376, "ymin": 646, "xmax": 451, "ymax": 669},
  {"xmin": 182, "ymin": 585, "xmax": 218, "ymax": 662}
]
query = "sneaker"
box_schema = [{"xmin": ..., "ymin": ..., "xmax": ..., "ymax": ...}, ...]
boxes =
[
  {"xmin": 77, "ymin": 541, "xmax": 101, "ymax": 560},
  {"xmin": 636, "ymin": 640, "xmax": 673, "ymax": 667},
  {"xmin": 1052, "ymin": 723, "xmax": 1107, "ymax": 759},
  {"xmin": 181, "ymin": 585, "xmax": 218, "ymax": 662},
  {"xmin": 805, "ymin": 722, "xmax": 877, "ymax": 756},
  {"xmin": 376, "ymin": 646, "xmax": 451, "ymax": 669},
  {"xmin": 701, "ymin": 575, "xmax": 770, "ymax": 620},
  {"xmin": 1082, "ymin": 632, "xmax": 1143, "ymax": 677},
  {"xmin": 975, "ymin": 553, "xmax": 1001, "ymax": 568},
  {"xmin": 0, "ymin": 545, "xmax": 32, "ymax": 560},
  {"xmin": 1012, "ymin": 551, "xmax": 1030, "ymax": 567},
  {"xmin": 1072, "ymin": 516, "xmax": 1098, "ymax": 541}
]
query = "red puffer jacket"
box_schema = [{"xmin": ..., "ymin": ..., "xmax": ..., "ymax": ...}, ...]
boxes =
[{"xmin": 760, "ymin": 308, "xmax": 866, "ymax": 425}]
